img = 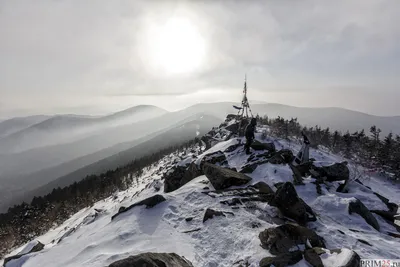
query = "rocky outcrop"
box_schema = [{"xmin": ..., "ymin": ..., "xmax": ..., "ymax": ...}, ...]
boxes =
[
  {"xmin": 259, "ymin": 224, "xmax": 325, "ymax": 255},
  {"xmin": 273, "ymin": 182, "xmax": 316, "ymax": 224},
  {"xmin": 203, "ymin": 163, "xmax": 252, "ymax": 190},
  {"xmin": 259, "ymin": 251, "xmax": 303, "ymax": 267},
  {"xmin": 239, "ymin": 160, "xmax": 268, "ymax": 174},
  {"xmin": 311, "ymin": 162, "xmax": 350, "ymax": 182},
  {"xmin": 348, "ymin": 198, "xmax": 380, "ymax": 231},
  {"xmin": 225, "ymin": 122, "xmax": 240, "ymax": 134},
  {"xmin": 4, "ymin": 241, "xmax": 45, "ymax": 266},
  {"xmin": 249, "ymin": 182, "xmax": 274, "ymax": 195},
  {"xmin": 108, "ymin": 252, "xmax": 194, "ymax": 267},
  {"xmin": 112, "ymin": 195, "xmax": 166, "ymax": 220}
]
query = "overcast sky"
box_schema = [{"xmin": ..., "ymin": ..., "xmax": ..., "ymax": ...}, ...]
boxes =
[{"xmin": 1, "ymin": 0, "xmax": 399, "ymax": 119}]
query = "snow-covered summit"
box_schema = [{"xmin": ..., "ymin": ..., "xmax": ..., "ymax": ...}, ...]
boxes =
[{"xmin": 2, "ymin": 116, "xmax": 400, "ymax": 267}]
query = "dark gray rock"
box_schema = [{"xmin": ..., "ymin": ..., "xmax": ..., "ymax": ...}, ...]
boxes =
[
  {"xmin": 304, "ymin": 248, "xmax": 324, "ymax": 267},
  {"xmin": 249, "ymin": 182, "xmax": 274, "ymax": 195},
  {"xmin": 251, "ymin": 140, "xmax": 276, "ymax": 152},
  {"xmin": 224, "ymin": 142, "xmax": 242, "ymax": 153},
  {"xmin": 202, "ymin": 151, "xmax": 227, "ymax": 166},
  {"xmin": 112, "ymin": 195, "xmax": 166, "ymax": 220},
  {"xmin": 225, "ymin": 122, "xmax": 240, "ymax": 134},
  {"xmin": 240, "ymin": 160, "xmax": 268, "ymax": 174},
  {"xmin": 203, "ymin": 163, "xmax": 252, "ymax": 190},
  {"xmin": 259, "ymin": 224, "xmax": 325, "ymax": 255},
  {"xmin": 202, "ymin": 208, "xmax": 233, "ymax": 223},
  {"xmin": 108, "ymin": 252, "xmax": 193, "ymax": 267},
  {"xmin": 164, "ymin": 163, "xmax": 203, "ymax": 193},
  {"xmin": 268, "ymin": 149, "xmax": 294, "ymax": 165},
  {"xmin": 259, "ymin": 251, "xmax": 303, "ymax": 267},
  {"xmin": 4, "ymin": 241, "xmax": 45, "ymax": 266},
  {"xmin": 348, "ymin": 198, "xmax": 380, "ymax": 231},
  {"xmin": 273, "ymin": 182, "xmax": 316, "ymax": 225},
  {"xmin": 312, "ymin": 162, "xmax": 350, "ymax": 182}
]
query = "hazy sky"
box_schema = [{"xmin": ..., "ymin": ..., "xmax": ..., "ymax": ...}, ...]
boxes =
[{"xmin": 1, "ymin": 0, "xmax": 399, "ymax": 118}]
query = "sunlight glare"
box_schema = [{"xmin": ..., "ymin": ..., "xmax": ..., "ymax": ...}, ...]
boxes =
[{"xmin": 147, "ymin": 17, "xmax": 206, "ymax": 76}]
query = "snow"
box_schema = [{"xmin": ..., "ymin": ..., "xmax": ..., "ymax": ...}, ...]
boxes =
[{"xmin": 2, "ymin": 132, "xmax": 400, "ymax": 267}]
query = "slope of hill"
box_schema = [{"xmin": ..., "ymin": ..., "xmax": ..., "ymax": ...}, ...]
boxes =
[
  {"xmin": 186, "ymin": 102, "xmax": 400, "ymax": 135},
  {"xmin": 0, "ymin": 115, "xmax": 50, "ymax": 138},
  {"xmin": 0, "ymin": 113, "xmax": 220, "ymax": 212},
  {"xmin": 0, "ymin": 105, "xmax": 167, "ymax": 154},
  {"xmin": 2, "ymin": 116, "xmax": 399, "ymax": 267}
]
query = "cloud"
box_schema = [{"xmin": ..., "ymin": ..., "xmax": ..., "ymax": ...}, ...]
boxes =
[{"xmin": 0, "ymin": 0, "xmax": 400, "ymax": 116}]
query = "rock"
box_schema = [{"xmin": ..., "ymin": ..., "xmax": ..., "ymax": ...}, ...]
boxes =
[
  {"xmin": 249, "ymin": 182, "xmax": 274, "ymax": 194},
  {"xmin": 348, "ymin": 198, "xmax": 380, "ymax": 231},
  {"xmin": 304, "ymin": 248, "xmax": 360, "ymax": 267},
  {"xmin": 304, "ymin": 249, "xmax": 324, "ymax": 267},
  {"xmin": 163, "ymin": 166, "xmax": 186, "ymax": 193},
  {"xmin": 185, "ymin": 217, "xmax": 193, "ymax": 222},
  {"xmin": 202, "ymin": 151, "xmax": 227, "ymax": 166},
  {"xmin": 312, "ymin": 162, "xmax": 350, "ymax": 182},
  {"xmin": 225, "ymin": 122, "xmax": 240, "ymax": 134},
  {"xmin": 329, "ymin": 248, "xmax": 360, "ymax": 267},
  {"xmin": 224, "ymin": 142, "xmax": 241, "ymax": 153},
  {"xmin": 225, "ymin": 114, "xmax": 237, "ymax": 122},
  {"xmin": 373, "ymin": 192, "xmax": 399, "ymax": 212},
  {"xmin": 4, "ymin": 241, "xmax": 45, "ymax": 266},
  {"xmin": 268, "ymin": 149, "xmax": 294, "ymax": 165},
  {"xmin": 164, "ymin": 163, "xmax": 203, "ymax": 193},
  {"xmin": 273, "ymin": 182, "xmax": 316, "ymax": 225},
  {"xmin": 259, "ymin": 224, "xmax": 325, "ymax": 255},
  {"xmin": 259, "ymin": 251, "xmax": 303, "ymax": 267},
  {"xmin": 203, "ymin": 163, "xmax": 252, "ymax": 190},
  {"xmin": 181, "ymin": 163, "xmax": 203, "ymax": 185},
  {"xmin": 370, "ymin": 210, "xmax": 396, "ymax": 223},
  {"xmin": 108, "ymin": 252, "xmax": 193, "ymax": 267},
  {"xmin": 201, "ymin": 136, "xmax": 213, "ymax": 150},
  {"xmin": 239, "ymin": 160, "xmax": 268, "ymax": 174},
  {"xmin": 293, "ymin": 161, "xmax": 314, "ymax": 177},
  {"xmin": 203, "ymin": 208, "xmax": 227, "ymax": 223},
  {"xmin": 289, "ymin": 163, "xmax": 305, "ymax": 185},
  {"xmin": 112, "ymin": 195, "xmax": 166, "ymax": 220},
  {"xmin": 250, "ymin": 140, "xmax": 276, "ymax": 152}
]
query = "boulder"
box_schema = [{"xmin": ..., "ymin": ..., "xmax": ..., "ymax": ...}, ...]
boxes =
[
  {"xmin": 112, "ymin": 195, "xmax": 166, "ymax": 220},
  {"xmin": 370, "ymin": 210, "xmax": 397, "ymax": 223},
  {"xmin": 348, "ymin": 198, "xmax": 380, "ymax": 231},
  {"xmin": 273, "ymin": 182, "xmax": 316, "ymax": 224},
  {"xmin": 259, "ymin": 251, "xmax": 303, "ymax": 267},
  {"xmin": 304, "ymin": 248, "xmax": 360, "ymax": 267},
  {"xmin": 4, "ymin": 241, "xmax": 45, "ymax": 266},
  {"xmin": 312, "ymin": 162, "xmax": 350, "ymax": 182},
  {"xmin": 250, "ymin": 140, "xmax": 276, "ymax": 152},
  {"xmin": 259, "ymin": 224, "xmax": 325, "ymax": 255},
  {"xmin": 225, "ymin": 114, "xmax": 237, "ymax": 122},
  {"xmin": 164, "ymin": 163, "xmax": 203, "ymax": 193},
  {"xmin": 239, "ymin": 160, "xmax": 268, "ymax": 174},
  {"xmin": 203, "ymin": 163, "xmax": 252, "ymax": 190},
  {"xmin": 202, "ymin": 151, "xmax": 227, "ymax": 166},
  {"xmin": 268, "ymin": 149, "xmax": 294, "ymax": 165},
  {"xmin": 203, "ymin": 208, "xmax": 225, "ymax": 222},
  {"xmin": 225, "ymin": 122, "xmax": 240, "ymax": 134},
  {"xmin": 249, "ymin": 182, "xmax": 275, "ymax": 195},
  {"xmin": 304, "ymin": 248, "xmax": 324, "ymax": 267},
  {"xmin": 108, "ymin": 252, "xmax": 193, "ymax": 267},
  {"xmin": 164, "ymin": 166, "xmax": 187, "ymax": 193},
  {"xmin": 294, "ymin": 161, "xmax": 314, "ymax": 176}
]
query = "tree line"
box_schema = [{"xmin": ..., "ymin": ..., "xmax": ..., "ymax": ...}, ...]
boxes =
[{"xmin": 258, "ymin": 115, "xmax": 400, "ymax": 180}]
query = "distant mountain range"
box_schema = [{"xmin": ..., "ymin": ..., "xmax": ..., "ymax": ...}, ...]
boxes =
[{"xmin": 1, "ymin": 102, "xmax": 399, "ymax": 212}]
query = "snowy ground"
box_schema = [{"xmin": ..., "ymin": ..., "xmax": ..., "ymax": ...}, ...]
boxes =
[{"xmin": 2, "ymin": 131, "xmax": 400, "ymax": 267}]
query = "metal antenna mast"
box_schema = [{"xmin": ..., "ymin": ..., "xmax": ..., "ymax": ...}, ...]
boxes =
[{"xmin": 237, "ymin": 74, "xmax": 253, "ymax": 118}]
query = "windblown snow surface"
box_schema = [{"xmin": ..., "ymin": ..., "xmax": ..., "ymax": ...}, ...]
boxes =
[{"xmin": 2, "ymin": 130, "xmax": 400, "ymax": 267}]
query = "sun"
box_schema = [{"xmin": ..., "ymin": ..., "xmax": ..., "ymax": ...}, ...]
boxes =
[{"xmin": 146, "ymin": 17, "xmax": 206, "ymax": 76}]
